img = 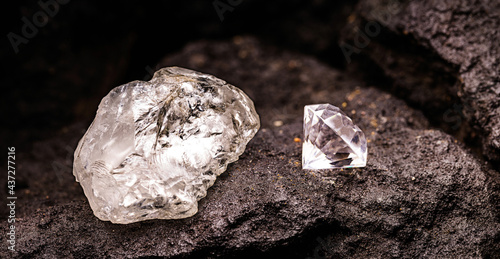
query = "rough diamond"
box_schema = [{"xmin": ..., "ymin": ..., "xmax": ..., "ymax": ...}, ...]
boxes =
[{"xmin": 73, "ymin": 67, "xmax": 260, "ymax": 224}]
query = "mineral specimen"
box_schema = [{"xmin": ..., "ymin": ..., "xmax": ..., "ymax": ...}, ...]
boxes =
[
  {"xmin": 73, "ymin": 67, "xmax": 260, "ymax": 224},
  {"xmin": 302, "ymin": 104, "xmax": 367, "ymax": 169}
]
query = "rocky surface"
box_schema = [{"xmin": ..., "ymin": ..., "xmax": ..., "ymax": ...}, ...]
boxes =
[
  {"xmin": 1, "ymin": 37, "xmax": 499, "ymax": 258},
  {"xmin": 340, "ymin": 0, "xmax": 500, "ymax": 164}
]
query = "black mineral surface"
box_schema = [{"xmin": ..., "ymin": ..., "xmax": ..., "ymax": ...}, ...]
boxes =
[{"xmin": 2, "ymin": 1, "xmax": 499, "ymax": 258}]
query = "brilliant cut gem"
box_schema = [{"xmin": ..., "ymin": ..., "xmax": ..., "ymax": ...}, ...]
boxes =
[{"xmin": 302, "ymin": 104, "xmax": 367, "ymax": 169}]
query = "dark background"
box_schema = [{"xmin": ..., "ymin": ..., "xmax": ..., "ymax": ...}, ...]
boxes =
[
  {"xmin": 2, "ymin": 0, "xmax": 364, "ymax": 152},
  {"xmin": 2, "ymin": 1, "xmax": 500, "ymax": 258},
  {"xmin": 4, "ymin": 0, "xmax": 484, "ymax": 156},
  {"xmin": 0, "ymin": 0, "xmax": 500, "ymax": 258}
]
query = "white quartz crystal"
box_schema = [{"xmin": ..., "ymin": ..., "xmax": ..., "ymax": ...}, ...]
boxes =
[
  {"xmin": 302, "ymin": 104, "xmax": 367, "ymax": 169},
  {"xmin": 73, "ymin": 67, "xmax": 260, "ymax": 224}
]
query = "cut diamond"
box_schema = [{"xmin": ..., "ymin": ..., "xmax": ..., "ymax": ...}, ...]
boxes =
[{"xmin": 302, "ymin": 104, "xmax": 367, "ymax": 169}]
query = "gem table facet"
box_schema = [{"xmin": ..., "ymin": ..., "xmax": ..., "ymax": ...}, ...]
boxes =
[
  {"xmin": 73, "ymin": 67, "xmax": 260, "ymax": 224},
  {"xmin": 302, "ymin": 104, "xmax": 367, "ymax": 169}
]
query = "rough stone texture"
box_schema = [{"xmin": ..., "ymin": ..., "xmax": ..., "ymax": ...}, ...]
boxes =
[
  {"xmin": 1, "ymin": 37, "xmax": 499, "ymax": 258},
  {"xmin": 340, "ymin": 0, "xmax": 500, "ymax": 164}
]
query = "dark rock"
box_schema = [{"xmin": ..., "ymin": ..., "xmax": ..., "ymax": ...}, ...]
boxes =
[
  {"xmin": 339, "ymin": 0, "xmax": 500, "ymax": 164},
  {"xmin": 1, "ymin": 37, "xmax": 498, "ymax": 258}
]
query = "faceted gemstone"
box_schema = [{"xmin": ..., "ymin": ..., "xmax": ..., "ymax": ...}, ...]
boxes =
[
  {"xmin": 302, "ymin": 104, "xmax": 367, "ymax": 169},
  {"xmin": 73, "ymin": 67, "xmax": 260, "ymax": 224}
]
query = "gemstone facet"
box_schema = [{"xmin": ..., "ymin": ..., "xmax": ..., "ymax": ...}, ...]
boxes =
[
  {"xmin": 302, "ymin": 104, "xmax": 367, "ymax": 169},
  {"xmin": 73, "ymin": 67, "xmax": 260, "ymax": 224}
]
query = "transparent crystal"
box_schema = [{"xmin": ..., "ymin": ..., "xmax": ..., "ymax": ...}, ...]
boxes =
[
  {"xmin": 302, "ymin": 104, "xmax": 367, "ymax": 169},
  {"xmin": 73, "ymin": 67, "xmax": 260, "ymax": 224}
]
